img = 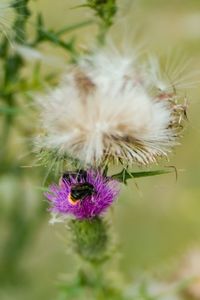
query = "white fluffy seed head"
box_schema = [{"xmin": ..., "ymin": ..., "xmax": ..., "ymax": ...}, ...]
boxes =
[{"xmin": 36, "ymin": 48, "xmax": 186, "ymax": 167}]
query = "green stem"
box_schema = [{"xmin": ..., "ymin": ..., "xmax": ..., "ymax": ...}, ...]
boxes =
[
  {"xmin": 85, "ymin": 0, "xmax": 117, "ymax": 45},
  {"xmin": 56, "ymin": 20, "xmax": 94, "ymax": 36}
]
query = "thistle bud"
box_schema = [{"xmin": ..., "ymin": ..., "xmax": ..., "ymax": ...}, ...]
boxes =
[{"xmin": 69, "ymin": 217, "xmax": 109, "ymax": 263}]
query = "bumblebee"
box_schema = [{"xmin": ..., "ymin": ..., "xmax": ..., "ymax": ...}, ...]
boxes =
[
  {"xmin": 60, "ymin": 170, "xmax": 96, "ymax": 205},
  {"xmin": 67, "ymin": 182, "xmax": 96, "ymax": 206}
]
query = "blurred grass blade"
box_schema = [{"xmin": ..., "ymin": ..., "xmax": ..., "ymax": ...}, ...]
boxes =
[
  {"xmin": 0, "ymin": 106, "xmax": 21, "ymax": 115},
  {"xmin": 70, "ymin": 4, "xmax": 90, "ymax": 10},
  {"xmin": 35, "ymin": 186, "xmax": 49, "ymax": 192}
]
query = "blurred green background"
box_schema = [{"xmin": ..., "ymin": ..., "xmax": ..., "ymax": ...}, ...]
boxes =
[{"xmin": 1, "ymin": 0, "xmax": 200, "ymax": 299}]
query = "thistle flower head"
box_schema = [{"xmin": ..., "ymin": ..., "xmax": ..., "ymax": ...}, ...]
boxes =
[
  {"xmin": 45, "ymin": 170, "xmax": 119, "ymax": 220},
  {"xmin": 37, "ymin": 48, "xmax": 186, "ymax": 168}
]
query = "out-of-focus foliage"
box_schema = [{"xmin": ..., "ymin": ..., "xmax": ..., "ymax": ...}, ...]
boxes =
[{"xmin": 1, "ymin": 0, "xmax": 200, "ymax": 300}]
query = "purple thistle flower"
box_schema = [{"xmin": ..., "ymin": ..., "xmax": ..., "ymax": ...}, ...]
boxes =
[{"xmin": 45, "ymin": 170, "xmax": 120, "ymax": 220}]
